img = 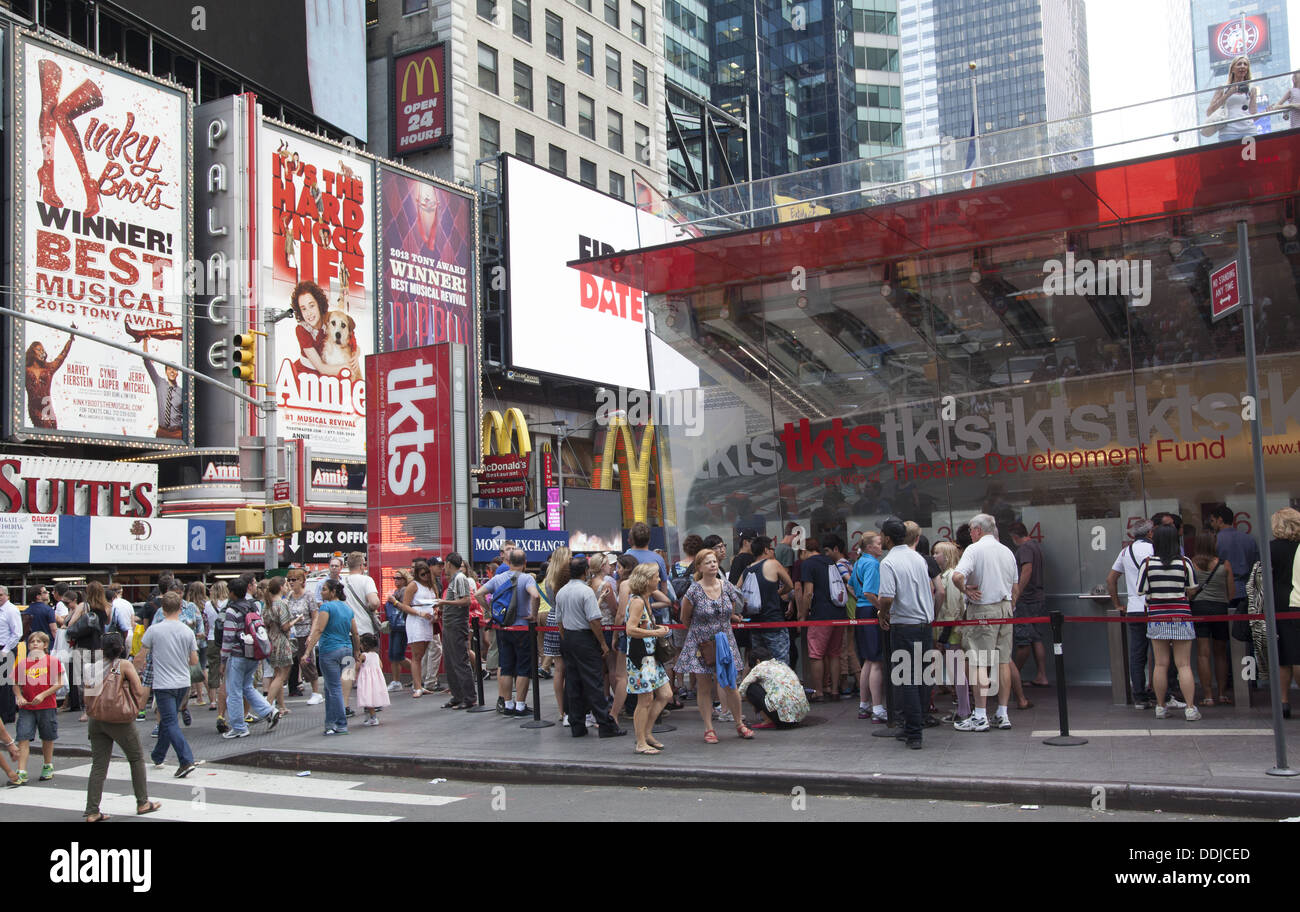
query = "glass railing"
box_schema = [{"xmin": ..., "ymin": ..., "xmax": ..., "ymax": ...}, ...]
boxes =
[{"xmin": 639, "ymin": 73, "xmax": 1300, "ymax": 237}]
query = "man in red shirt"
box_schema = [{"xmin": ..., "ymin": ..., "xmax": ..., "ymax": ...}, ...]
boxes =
[{"xmin": 11, "ymin": 631, "xmax": 64, "ymax": 785}]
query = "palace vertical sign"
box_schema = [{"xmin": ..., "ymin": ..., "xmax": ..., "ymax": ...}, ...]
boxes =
[{"xmin": 391, "ymin": 44, "xmax": 449, "ymax": 156}]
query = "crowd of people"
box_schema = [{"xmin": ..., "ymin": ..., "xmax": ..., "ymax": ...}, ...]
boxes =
[{"xmin": 2, "ymin": 505, "xmax": 1298, "ymax": 810}]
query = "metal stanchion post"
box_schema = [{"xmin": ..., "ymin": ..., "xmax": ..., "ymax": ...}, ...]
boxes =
[
  {"xmin": 520, "ymin": 620, "xmax": 554, "ymax": 729},
  {"xmin": 1043, "ymin": 610, "xmax": 1087, "ymax": 746},
  {"xmin": 466, "ymin": 617, "xmax": 496, "ymax": 713}
]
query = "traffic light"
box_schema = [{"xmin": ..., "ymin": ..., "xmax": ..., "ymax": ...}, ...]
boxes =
[
  {"xmin": 232, "ymin": 332, "xmax": 257, "ymax": 383},
  {"xmin": 268, "ymin": 503, "xmax": 302, "ymax": 536},
  {"xmin": 234, "ymin": 506, "xmax": 263, "ymax": 537}
]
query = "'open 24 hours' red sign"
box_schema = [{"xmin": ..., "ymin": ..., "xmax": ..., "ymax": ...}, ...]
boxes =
[{"xmin": 392, "ymin": 44, "xmax": 449, "ymax": 155}]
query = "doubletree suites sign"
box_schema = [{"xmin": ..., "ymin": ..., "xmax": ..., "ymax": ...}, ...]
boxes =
[{"xmin": 0, "ymin": 454, "xmax": 157, "ymax": 516}]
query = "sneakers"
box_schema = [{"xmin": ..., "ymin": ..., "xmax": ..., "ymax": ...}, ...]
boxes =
[
  {"xmin": 511, "ymin": 704, "xmax": 532, "ymax": 717},
  {"xmin": 387, "ymin": 681, "xmax": 403, "ymax": 692},
  {"xmin": 363, "ymin": 717, "xmax": 379, "ymax": 726},
  {"xmin": 221, "ymin": 729, "xmax": 249, "ymax": 739},
  {"xmin": 1184, "ymin": 706, "xmax": 1202, "ymax": 721},
  {"xmin": 954, "ymin": 715, "xmax": 990, "ymax": 732},
  {"xmin": 857, "ymin": 707, "xmax": 873, "ymax": 720},
  {"xmin": 40, "ymin": 763, "xmax": 54, "ymax": 781},
  {"xmin": 306, "ymin": 693, "xmax": 324, "ymax": 705},
  {"xmin": 136, "ymin": 711, "xmax": 147, "ymax": 721},
  {"xmin": 182, "ymin": 709, "xmax": 192, "ymax": 727},
  {"xmin": 175, "ymin": 764, "xmax": 197, "ymax": 779},
  {"xmin": 9, "ymin": 771, "xmax": 28, "ymax": 786},
  {"xmin": 585, "ymin": 713, "xmax": 596, "ymax": 727},
  {"xmin": 1154, "ymin": 705, "xmax": 1168, "ymax": 719},
  {"xmin": 1166, "ymin": 696, "xmax": 1187, "ymax": 710},
  {"xmin": 1133, "ymin": 699, "xmax": 1153, "ymax": 710},
  {"xmin": 497, "ymin": 697, "xmax": 507, "ymax": 715},
  {"xmin": 994, "ymin": 715, "xmax": 1012, "ymax": 730},
  {"xmin": 266, "ymin": 708, "xmax": 283, "ymax": 731},
  {"xmin": 150, "ymin": 726, "xmax": 159, "ymax": 738},
  {"xmin": 713, "ymin": 708, "xmax": 735, "ymax": 723},
  {"xmin": 245, "ymin": 714, "xmax": 259, "ymax": 725},
  {"xmin": 562, "ymin": 714, "xmax": 570, "ymax": 727},
  {"xmin": 871, "ymin": 712, "xmax": 889, "ymax": 724},
  {"xmin": 323, "ymin": 727, "xmax": 349, "ymax": 735}
]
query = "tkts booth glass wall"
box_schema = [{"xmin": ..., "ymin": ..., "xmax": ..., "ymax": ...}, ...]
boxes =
[{"xmin": 577, "ymin": 132, "xmax": 1300, "ymax": 684}]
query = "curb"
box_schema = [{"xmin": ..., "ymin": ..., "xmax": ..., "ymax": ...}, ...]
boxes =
[{"xmin": 219, "ymin": 748, "xmax": 1300, "ymax": 819}]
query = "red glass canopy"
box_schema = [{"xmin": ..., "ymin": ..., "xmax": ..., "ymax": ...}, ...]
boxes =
[{"xmin": 571, "ymin": 132, "xmax": 1300, "ymax": 294}]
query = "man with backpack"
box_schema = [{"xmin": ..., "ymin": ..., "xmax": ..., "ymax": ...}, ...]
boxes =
[
  {"xmin": 740, "ymin": 537, "xmax": 795, "ymax": 665},
  {"xmin": 219, "ymin": 574, "xmax": 282, "ymax": 739},
  {"xmin": 474, "ymin": 549, "xmax": 540, "ymax": 716},
  {"xmin": 799, "ymin": 534, "xmax": 851, "ymax": 702}
]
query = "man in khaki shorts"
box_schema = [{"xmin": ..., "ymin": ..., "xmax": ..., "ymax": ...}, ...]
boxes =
[{"xmin": 951, "ymin": 514, "xmax": 1020, "ymax": 732}]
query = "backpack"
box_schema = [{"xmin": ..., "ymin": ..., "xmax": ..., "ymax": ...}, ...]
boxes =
[
  {"xmin": 828, "ymin": 562, "xmax": 848, "ymax": 609},
  {"xmin": 241, "ymin": 607, "xmax": 272, "ymax": 660},
  {"xmin": 69, "ymin": 608, "xmax": 103, "ymax": 648},
  {"xmin": 491, "ymin": 572, "xmax": 522, "ymax": 627},
  {"xmin": 739, "ymin": 562, "xmax": 764, "ymax": 616}
]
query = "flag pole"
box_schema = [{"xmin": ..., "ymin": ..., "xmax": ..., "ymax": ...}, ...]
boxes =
[{"xmin": 968, "ymin": 62, "xmax": 979, "ymax": 187}]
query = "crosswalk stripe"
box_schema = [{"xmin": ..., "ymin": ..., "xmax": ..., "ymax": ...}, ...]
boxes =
[
  {"xmin": 0, "ymin": 785, "xmax": 402, "ymax": 822},
  {"xmin": 54, "ymin": 762, "xmax": 465, "ymax": 807},
  {"xmin": 1029, "ymin": 728, "xmax": 1276, "ymax": 737}
]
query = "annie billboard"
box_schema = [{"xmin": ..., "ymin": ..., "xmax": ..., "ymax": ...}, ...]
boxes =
[
  {"xmin": 13, "ymin": 35, "xmax": 191, "ymax": 445},
  {"xmin": 260, "ymin": 121, "xmax": 374, "ymax": 457}
]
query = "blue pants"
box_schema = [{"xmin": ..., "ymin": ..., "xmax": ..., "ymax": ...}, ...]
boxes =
[
  {"xmin": 225, "ymin": 655, "xmax": 274, "ymax": 734},
  {"xmin": 752, "ymin": 628, "xmax": 790, "ymax": 666},
  {"xmin": 319, "ymin": 647, "xmax": 353, "ymax": 732},
  {"xmin": 151, "ymin": 687, "xmax": 193, "ymax": 767},
  {"xmin": 1126, "ymin": 614, "xmax": 1152, "ymax": 700}
]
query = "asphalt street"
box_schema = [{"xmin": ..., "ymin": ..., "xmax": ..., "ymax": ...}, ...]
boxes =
[{"xmin": 0, "ymin": 761, "xmax": 1263, "ymax": 822}]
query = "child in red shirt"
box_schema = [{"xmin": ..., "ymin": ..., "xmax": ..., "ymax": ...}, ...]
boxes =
[{"xmin": 11, "ymin": 631, "xmax": 64, "ymax": 786}]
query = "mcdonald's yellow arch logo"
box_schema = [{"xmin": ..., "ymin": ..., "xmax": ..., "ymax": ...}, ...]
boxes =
[
  {"xmin": 401, "ymin": 55, "xmax": 440, "ymax": 101},
  {"xmin": 482, "ymin": 408, "xmax": 531, "ymax": 456},
  {"xmin": 594, "ymin": 417, "xmax": 676, "ymax": 526}
]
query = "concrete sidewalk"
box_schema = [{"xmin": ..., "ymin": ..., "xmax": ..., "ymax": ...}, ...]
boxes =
[{"xmin": 51, "ymin": 681, "xmax": 1300, "ymax": 819}]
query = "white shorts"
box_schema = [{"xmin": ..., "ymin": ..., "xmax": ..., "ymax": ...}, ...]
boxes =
[{"xmin": 406, "ymin": 614, "xmax": 434, "ymax": 644}]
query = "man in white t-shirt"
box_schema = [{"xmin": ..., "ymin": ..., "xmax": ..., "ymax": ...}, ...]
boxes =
[
  {"xmin": 1107, "ymin": 519, "xmax": 1161, "ymax": 709},
  {"xmin": 341, "ymin": 552, "xmax": 381, "ymax": 712},
  {"xmin": 951, "ymin": 513, "xmax": 1020, "ymax": 732},
  {"xmin": 107, "ymin": 583, "xmax": 137, "ymax": 640}
]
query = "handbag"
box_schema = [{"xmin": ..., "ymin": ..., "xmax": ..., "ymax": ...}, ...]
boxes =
[
  {"xmin": 87, "ymin": 659, "xmax": 139, "ymax": 724},
  {"xmin": 697, "ymin": 637, "xmax": 717, "ymax": 667},
  {"xmin": 627, "ymin": 597, "xmax": 672, "ymax": 665}
]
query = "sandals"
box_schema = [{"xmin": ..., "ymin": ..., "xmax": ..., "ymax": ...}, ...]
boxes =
[
  {"xmin": 704, "ymin": 729, "xmax": 719, "ymax": 744},
  {"xmin": 647, "ymin": 739, "xmax": 665, "ymax": 750},
  {"xmin": 86, "ymin": 812, "xmax": 111, "ymax": 822},
  {"xmin": 137, "ymin": 801, "xmax": 162, "ymax": 816},
  {"xmin": 411, "ymin": 689, "xmax": 425, "ymax": 698},
  {"xmin": 635, "ymin": 746, "xmax": 661, "ymax": 754},
  {"xmin": 736, "ymin": 723, "xmax": 755, "ymax": 739},
  {"xmin": 1199, "ymin": 698, "xmax": 1215, "ymax": 708}
]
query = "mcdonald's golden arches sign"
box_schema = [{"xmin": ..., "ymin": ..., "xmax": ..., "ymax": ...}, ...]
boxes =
[
  {"xmin": 479, "ymin": 409, "xmax": 531, "ymax": 498},
  {"xmin": 592, "ymin": 416, "xmax": 676, "ymax": 526},
  {"xmin": 392, "ymin": 43, "xmax": 449, "ymax": 155}
]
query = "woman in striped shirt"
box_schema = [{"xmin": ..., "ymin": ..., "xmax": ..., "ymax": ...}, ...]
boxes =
[{"xmin": 1138, "ymin": 525, "xmax": 1202, "ymax": 721}]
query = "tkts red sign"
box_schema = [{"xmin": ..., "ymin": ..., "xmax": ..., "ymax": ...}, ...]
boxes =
[{"xmin": 366, "ymin": 346, "xmax": 451, "ymax": 512}]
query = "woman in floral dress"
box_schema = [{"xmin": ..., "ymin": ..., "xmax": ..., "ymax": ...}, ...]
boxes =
[
  {"xmin": 625, "ymin": 564, "xmax": 673, "ymax": 754},
  {"xmin": 676, "ymin": 549, "xmax": 753, "ymax": 742},
  {"xmin": 262, "ymin": 577, "xmax": 296, "ymax": 714}
]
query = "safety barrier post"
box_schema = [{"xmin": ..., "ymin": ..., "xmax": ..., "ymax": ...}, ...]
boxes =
[
  {"xmin": 466, "ymin": 617, "xmax": 496, "ymax": 713},
  {"xmin": 1105, "ymin": 608, "xmax": 1128, "ymax": 706},
  {"xmin": 1043, "ymin": 609, "xmax": 1087, "ymax": 746},
  {"xmin": 520, "ymin": 620, "xmax": 554, "ymax": 729}
]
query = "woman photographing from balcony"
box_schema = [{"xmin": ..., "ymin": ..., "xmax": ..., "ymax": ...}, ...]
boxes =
[{"xmin": 1206, "ymin": 55, "xmax": 1259, "ymax": 140}]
